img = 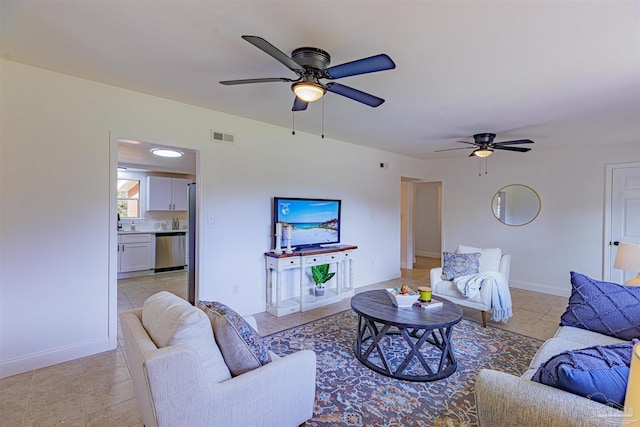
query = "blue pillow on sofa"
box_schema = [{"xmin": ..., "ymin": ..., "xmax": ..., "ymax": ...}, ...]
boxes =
[
  {"xmin": 560, "ymin": 272, "xmax": 640, "ymax": 340},
  {"xmin": 532, "ymin": 340, "xmax": 637, "ymax": 407}
]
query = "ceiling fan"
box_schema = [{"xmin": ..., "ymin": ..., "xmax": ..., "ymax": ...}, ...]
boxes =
[
  {"xmin": 435, "ymin": 133, "xmax": 534, "ymax": 158},
  {"xmin": 220, "ymin": 35, "xmax": 396, "ymax": 111}
]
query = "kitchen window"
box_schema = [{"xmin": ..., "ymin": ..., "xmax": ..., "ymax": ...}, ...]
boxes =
[{"xmin": 117, "ymin": 179, "xmax": 140, "ymax": 218}]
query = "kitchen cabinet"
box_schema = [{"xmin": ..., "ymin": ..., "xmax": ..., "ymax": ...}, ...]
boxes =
[
  {"xmin": 147, "ymin": 176, "xmax": 190, "ymax": 211},
  {"xmin": 118, "ymin": 233, "xmax": 154, "ymax": 275}
]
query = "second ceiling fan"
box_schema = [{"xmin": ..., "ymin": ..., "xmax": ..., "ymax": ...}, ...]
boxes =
[
  {"xmin": 220, "ymin": 35, "xmax": 396, "ymax": 111},
  {"xmin": 436, "ymin": 133, "xmax": 535, "ymax": 158}
]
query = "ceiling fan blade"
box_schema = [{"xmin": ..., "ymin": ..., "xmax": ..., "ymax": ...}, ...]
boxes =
[
  {"xmin": 493, "ymin": 146, "xmax": 531, "ymax": 152},
  {"xmin": 434, "ymin": 147, "xmax": 473, "ymax": 152},
  {"xmin": 325, "ymin": 83, "xmax": 384, "ymax": 107},
  {"xmin": 292, "ymin": 97, "xmax": 308, "ymax": 111},
  {"xmin": 324, "ymin": 54, "xmax": 396, "ymax": 79},
  {"xmin": 241, "ymin": 35, "xmax": 305, "ymax": 72},
  {"xmin": 493, "ymin": 139, "xmax": 534, "ymax": 146},
  {"xmin": 220, "ymin": 77, "xmax": 295, "ymax": 85},
  {"xmin": 456, "ymin": 140, "xmax": 478, "ymax": 146}
]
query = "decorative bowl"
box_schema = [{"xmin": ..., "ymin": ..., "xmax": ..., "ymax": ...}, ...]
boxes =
[{"xmin": 386, "ymin": 287, "xmax": 419, "ymax": 307}]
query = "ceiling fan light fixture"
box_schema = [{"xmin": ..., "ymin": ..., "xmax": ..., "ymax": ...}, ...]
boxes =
[
  {"xmin": 473, "ymin": 148, "xmax": 493, "ymax": 158},
  {"xmin": 292, "ymin": 81, "xmax": 325, "ymax": 102},
  {"xmin": 151, "ymin": 148, "xmax": 184, "ymax": 158}
]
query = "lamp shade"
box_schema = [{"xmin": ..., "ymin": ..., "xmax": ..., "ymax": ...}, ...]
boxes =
[
  {"xmin": 614, "ymin": 242, "xmax": 640, "ymax": 286},
  {"xmin": 624, "ymin": 342, "xmax": 640, "ymax": 426},
  {"xmin": 473, "ymin": 148, "xmax": 493, "ymax": 158},
  {"xmin": 292, "ymin": 82, "xmax": 325, "ymax": 102}
]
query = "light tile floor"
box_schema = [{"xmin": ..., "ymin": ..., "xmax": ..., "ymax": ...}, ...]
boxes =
[{"xmin": 1, "ymin": 257, "xmax": 568, "ymax": 426}]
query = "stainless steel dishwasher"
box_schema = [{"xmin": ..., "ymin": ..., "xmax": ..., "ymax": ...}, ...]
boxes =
[{"xmin": 155, "ymin": 232, "xmax": 186, "ymax": 272}]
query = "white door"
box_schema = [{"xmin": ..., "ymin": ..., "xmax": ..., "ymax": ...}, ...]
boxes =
[{"xmin": 606, "ymin": 163, "xmax": 640, "ymax": 283}]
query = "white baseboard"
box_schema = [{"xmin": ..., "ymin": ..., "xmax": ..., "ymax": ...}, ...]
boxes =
[
  {"xmin": 355, "ymin": 270, "xmax": 401, "ymax": 288},
  {"xmin": 415, "ymin": 251, "xmax": 440, "ymax": 258},
  {"xmin": 510, "ymin": 280, "xmax": 571, "ymax": 298},
  {"xmin": 0, "ymin": 338, "xmax": 115, "ymax": 379}
]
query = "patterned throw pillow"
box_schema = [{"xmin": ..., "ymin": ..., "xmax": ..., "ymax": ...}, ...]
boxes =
[
  {"xmin": 560, "ymin": 272, "xmax": 640, "ymax": 340},
  {"xmin": 441, "ymin": 251, "xmax": 481, "ymax": 281},
  {"xmin": 532, "ymin": 340, "xmax": 637, "ymax": 407},
  {"xmin": 197, "ymin": 301, "xmax": 272, "ymax": 376}
]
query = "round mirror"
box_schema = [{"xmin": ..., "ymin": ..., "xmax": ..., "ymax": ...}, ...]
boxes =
[{"xmin": 492, "ymin": 184, "xmax": 541, "ymax": 226}]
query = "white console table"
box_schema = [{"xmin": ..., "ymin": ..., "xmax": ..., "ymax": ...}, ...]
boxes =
[{"xmin": 264, "ymin": 245, "xmax": 357, "ymax": 317}]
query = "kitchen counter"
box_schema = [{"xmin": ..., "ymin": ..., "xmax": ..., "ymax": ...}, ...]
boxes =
[{"xmin": 118, "ymin": 229, "xmax": 188, "ymax": 235}]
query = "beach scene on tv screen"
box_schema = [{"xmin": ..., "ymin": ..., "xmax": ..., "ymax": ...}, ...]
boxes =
[{"xmin": 278, "ymin": 199, "xmax": 339, "ymax": 246}]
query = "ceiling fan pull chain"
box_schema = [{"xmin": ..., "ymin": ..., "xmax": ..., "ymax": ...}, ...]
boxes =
[
  {"xmin": 292, "ymin": 111, "xmax": 295, "ymax": 135},
  {"xmin": 321, "ymin": 97, "xmax": 325, "ymax": 139},
  {"xmin": 485, "ymin": 157, "xmax": 488, "ymax": 175}
]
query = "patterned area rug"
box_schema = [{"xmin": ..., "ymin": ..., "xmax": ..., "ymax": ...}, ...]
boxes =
[{"xmin": 263, "ymin": 310, "xmax": 542, "ymax": 427}]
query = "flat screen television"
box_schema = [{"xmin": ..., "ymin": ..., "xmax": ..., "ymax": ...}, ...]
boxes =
[{"xmin": 274, "ymin": 197, "xmax": 341, "ymax": 249}]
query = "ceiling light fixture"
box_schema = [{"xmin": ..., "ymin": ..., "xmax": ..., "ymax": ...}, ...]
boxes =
[
  {"xmin": 291, "ymin": 81, "xmax": 325, "ymax": 102},
  {"xmin": 473, "ymin": 148, "xmax": 493, "ymax": 158},
  {"xmin": 151, "ymin": 148, "xmax": 184, "ymax": 158}
]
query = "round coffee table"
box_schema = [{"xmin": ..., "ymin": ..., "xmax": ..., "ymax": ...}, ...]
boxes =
[{"xmin": 351, "ymin": 289, "xmax": 463, "ymax": 382}]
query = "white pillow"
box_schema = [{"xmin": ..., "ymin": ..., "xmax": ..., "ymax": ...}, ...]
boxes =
[
  {"xmin": 458, "ymin": 245, "xmax": 502, "ymax": 273},
  {"xmin": 142, "ymin": 291, "xmax": 231, "ymax": 382}
]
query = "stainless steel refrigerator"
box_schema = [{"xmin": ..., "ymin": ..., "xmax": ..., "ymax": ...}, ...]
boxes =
[{"xmin": 187, "ymin": 183, "xmax": 196, "ymax": 305}]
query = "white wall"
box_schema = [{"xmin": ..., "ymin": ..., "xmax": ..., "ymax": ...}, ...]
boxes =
[
  {"xmin": 0, "ymin": 60, "xmax": 424, "ymax": 377},
  {"xmin": 423, "ymin": 143, "xmax": 640, "ymax": 297}
]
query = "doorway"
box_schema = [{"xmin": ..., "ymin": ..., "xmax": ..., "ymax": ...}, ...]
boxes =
[
  {"xmin": 604, "ymin": 162, "xmax": 640, "ymax": 283},
  {"xmin": 109, "ymin": 133, "xmax": 199, "ymax": 345},
  {"xmin": 401, "ymin": 179, "xmax": 442, "ymax": 271}
]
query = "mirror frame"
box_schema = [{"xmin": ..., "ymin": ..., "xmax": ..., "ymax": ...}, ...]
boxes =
[{"xmin": 491, "ymin": 184, "xmax": 541, "ymax": 226}]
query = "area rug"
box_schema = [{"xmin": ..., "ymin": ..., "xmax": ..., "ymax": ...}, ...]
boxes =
[{"xmin": 263, "ymin": 310, "xmax": 542, "ymax": 427}]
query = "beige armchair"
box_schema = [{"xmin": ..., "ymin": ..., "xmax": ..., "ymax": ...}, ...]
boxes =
[
  {"xmin": 120, "ymin": 292, "xmax": 316, "ymax": 427},
  {"xmin": 430, "ymin": 247, "xmax": 511, "ymax": 327}
]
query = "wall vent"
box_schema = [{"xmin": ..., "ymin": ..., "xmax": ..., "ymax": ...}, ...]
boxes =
[{"xmin": 211, "ymin": 130, "xmax": 235, "ymax": 144}]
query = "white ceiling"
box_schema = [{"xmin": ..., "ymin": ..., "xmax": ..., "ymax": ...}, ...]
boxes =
[{"xmin": 2, "ymin": 0, "xmax": 638, "ymax": 160}]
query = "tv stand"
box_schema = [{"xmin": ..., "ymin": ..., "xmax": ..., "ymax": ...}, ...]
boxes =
[
  {"xmin": 264, "ymin": 245, "xmax": 357, "ymax": 317},
  {"xmin": 295, "ymin": 245, "xmax": 322, "ymax": 251}
]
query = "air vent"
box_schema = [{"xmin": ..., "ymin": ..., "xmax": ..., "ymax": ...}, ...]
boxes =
[{"xmin": 211, "ymin": 130, "xmax": 235, "ymax": 144}]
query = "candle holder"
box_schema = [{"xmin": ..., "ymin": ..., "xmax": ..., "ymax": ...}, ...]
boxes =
[
  {"xmin": 273, "ymin": 234, "xmax": 282, "ymax": 254},
  {"xmin": 285, "ymin": 237, "xmax": 293, "ymax": 254}
]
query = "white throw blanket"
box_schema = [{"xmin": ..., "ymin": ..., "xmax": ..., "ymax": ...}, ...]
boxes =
[{"xmin": 453, "ymin": 271, "xmax": 513, "ymax": 323}]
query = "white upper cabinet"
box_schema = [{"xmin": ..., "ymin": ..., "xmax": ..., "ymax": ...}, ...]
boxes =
[
  {"xmin": 147, "ymin": 176, "xmax": 191, "ymax": 211},
  {"xmin": 171, "ymin": 178, "xmax": 189, "ymax": 211}
]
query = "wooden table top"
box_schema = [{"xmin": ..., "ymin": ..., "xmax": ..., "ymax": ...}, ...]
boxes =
[{"xmin": 351, "ymin": 289, "xmax": 463, "ymax": 329}]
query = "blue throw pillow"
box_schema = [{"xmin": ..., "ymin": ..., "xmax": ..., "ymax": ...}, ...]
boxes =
[
  {"xmin": 532, "ymin": 340, "xmax": 637, "ymax": 408},
  {"xmin": 441, "ymin": 251, "xmax": 481, "ymax": 281},
  {"xmin": 560, "ymin": 272, "xmax": 640, "ymax": 340}
]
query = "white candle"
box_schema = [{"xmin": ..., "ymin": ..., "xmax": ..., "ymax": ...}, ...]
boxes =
[
  {"xmin": 275, "ymin": 223, "xmax": 282, "ymax": 236},
  {"xmin": 286, "ymin": 225, "xmax": 292, "ymax": 239}
]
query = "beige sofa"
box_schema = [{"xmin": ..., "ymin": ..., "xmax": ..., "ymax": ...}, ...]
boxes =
[{"xmin": 475, "ymin": 325, "xmax": 625, "ymax": 427}]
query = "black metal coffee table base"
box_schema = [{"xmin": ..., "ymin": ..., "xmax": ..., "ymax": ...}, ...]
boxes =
[
  {"xmin": 350, "ymin": 290, "xmax": 463, "ymax": 382},
  {"xmin": 354, "ymin": 316, "xmax": 457, "ymax": 381}
]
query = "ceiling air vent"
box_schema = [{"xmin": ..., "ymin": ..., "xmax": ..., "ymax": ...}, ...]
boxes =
[{"xmin": 211, "ymin": 130, "xmax": 235, "ymax": 144}]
